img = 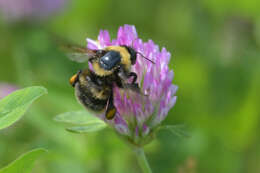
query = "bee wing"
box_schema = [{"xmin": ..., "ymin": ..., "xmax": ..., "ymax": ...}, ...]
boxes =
[
  {"xmin": 121, "ymin": 82, "xmax": 142, "ymax": 94},
  {"xmin": 49, "ymin": 32, "xmax": 99, "ymax": 63},
  {"xmin": 63, "ymin": 45, "xmax": 98, "ymax": 63},
  {"xmin": 67, "ymin": 52, "xmax": 91, "ymax": 63}
]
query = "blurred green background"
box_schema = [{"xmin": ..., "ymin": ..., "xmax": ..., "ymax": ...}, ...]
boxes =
[{"xmin": 1, "ymin": 0, "xmax": 260, "ymax": 172}]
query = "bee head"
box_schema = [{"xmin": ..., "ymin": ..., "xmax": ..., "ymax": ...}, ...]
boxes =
[
  {"xmin": 69, "ymin": 70, "xmax": 81, "ymax": 87},
  {"xmin": 125, "ymin": 46, "xmax": 137, "ymax": 65}
]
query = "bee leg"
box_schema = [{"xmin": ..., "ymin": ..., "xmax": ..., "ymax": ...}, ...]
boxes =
[
  {"xmin": 128, "ymin": 72, "xmax": 137, "ymax": 84},
  {"xmin": 118, "ymin": 67, "xmax": 137, "ymax": 84},
  {"xmin": 105, "ymin": 91, "xmax": 116, "ymax": 120},
  {"xmin": 115, "ymin": 76, "xmax": 123, "ymax": 88}
]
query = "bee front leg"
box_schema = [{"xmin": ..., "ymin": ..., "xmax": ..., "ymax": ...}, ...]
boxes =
[
  {"xmin": 128, "ymin": 72, "xmax": 137, "ymax": 84},
  {"xmin": 118, "ymin": 67, "xmax": 138, "ymax": 84}
]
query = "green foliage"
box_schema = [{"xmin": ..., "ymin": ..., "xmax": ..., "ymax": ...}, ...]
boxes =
[
  {"xmin": 158, "ymin": 125, "xmax": 190, "ymax": 138},
  {"xmin": 199, "ymin": 0, "xmax": 260, "ymax": 18},
  {"xmin": 54, "ymin": 110, "xmax": 107, "ymax": 133},
  {"xmin": 0, "ymin": 148, "xmax": 47, "ymax": 173},
  {"xmin": 0, "ymin": 86, "xmax": 47, "ymax": 130},
  {"xmin": 66, "ymin": 124, "xmax": 106, "ymax": 134}
]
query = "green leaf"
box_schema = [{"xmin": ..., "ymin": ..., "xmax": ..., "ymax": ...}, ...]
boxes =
[
  {"xmin": 0, "ymin": 86, "xmax": 47, "ymax": 130},
  {"xmin": 66, "ymin": 123, "xmax": 107, "ymax": 134},
  {"xmin": 54, "ymin": 110, "xmax": 107, "ymax": 134},
  {"xmin": 158, "ymin": 125, "xmax": 190, "ymax": 138},
  {"xmin": 0, "ymin": 148, "xmax": 47, "ymax": 173},
  {"xmin": 54, "ymin": 110, "xmax": 105, "ymax": 125}
]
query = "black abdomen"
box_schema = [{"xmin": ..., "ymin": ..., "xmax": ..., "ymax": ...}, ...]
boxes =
[
  {"xmin": 76, "ymin": 85, "xmax": 107, "ymax": 111},
  {"xmin": 74, "ymin": 69, "xmax": 111, "ymax": 112}
]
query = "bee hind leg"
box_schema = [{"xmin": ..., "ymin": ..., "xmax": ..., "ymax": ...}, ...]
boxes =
[{"xmin": 105, "ymin": 91, "xmax": 116, "ymax": 120}]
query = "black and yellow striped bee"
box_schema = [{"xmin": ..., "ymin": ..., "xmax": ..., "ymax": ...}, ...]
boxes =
[{"xmin": 66, "ymin": 44, "xmax": 154, "ymax": 119}]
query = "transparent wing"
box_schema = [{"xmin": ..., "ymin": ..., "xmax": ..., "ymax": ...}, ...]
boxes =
[
  {"xmin": 62, "ymin": 45, "xmax": 98, "ymax": 63},
  {"xmin": 49, "ymin": 32, "xmax": 99, "ymax": 63},
  {"xmin": 67, "ymin": 52, "xmax": 90, "ymax": 63}
]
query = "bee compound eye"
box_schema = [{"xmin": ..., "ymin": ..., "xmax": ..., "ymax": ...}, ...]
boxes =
[{"xmin": 100, "ymin": 51, "xmax": 121, "ymax": 70}]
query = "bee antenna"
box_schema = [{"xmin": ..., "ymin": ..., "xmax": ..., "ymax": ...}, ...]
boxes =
[
  {"xmin": 136, "ymin": 52, "xmax": 155, "ymax": 64},
  {"xmin": 130, "ymin": 38, "xmax": 155, "ymax": 64}
]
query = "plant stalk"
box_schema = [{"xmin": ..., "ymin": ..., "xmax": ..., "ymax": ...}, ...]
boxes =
[{"xmin": 134, "ymin": 147, "xmax": 152, "ymax": 173}]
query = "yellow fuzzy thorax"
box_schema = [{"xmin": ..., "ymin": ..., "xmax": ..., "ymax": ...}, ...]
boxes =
[
  {"xmin": 105, "ymin": 46, "xmax": 131, "ymax": 71},
  {"xmin": 91, "ymin": 46, "xmax": 132, "ymax": 76}
]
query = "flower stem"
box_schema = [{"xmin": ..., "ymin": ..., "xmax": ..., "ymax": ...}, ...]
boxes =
[{"xmin": 134, "ymin": 147, "xmax": 152, "ymax": 173}]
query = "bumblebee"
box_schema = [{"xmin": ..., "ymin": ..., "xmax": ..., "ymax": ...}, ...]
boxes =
[
  {"xmin": 70, "ymin": 69, "xmax": 116, "ymax": 119},
  {"xmin": 66, "ymin": 43, "xmax": 153, "ymax": 119}
]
